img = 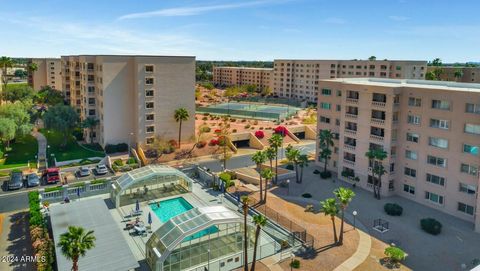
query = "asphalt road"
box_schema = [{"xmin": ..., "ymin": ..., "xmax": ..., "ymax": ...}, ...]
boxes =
[{"xmin": 0, "ymin": 143, "xmax": 316, "ymax": 213}]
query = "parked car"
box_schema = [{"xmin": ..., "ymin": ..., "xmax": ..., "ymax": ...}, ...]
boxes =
[
  {"xmin": 8, "ymin": 171, "xmax": 24, "ymax": 190},
  {"xmin": 27, "ymin": 173, "xmax": 40, "ymax": 187},
  {"xmin": 77, "ymin": 166, "xmax": 91, "ymax": 177},
  {"xmin": 95, "ymin": 164, "xmax": 109, "ymax": 175},
  {"xmin": 43, "ymin": 168, "xmax": 61, "ymax": 184}
]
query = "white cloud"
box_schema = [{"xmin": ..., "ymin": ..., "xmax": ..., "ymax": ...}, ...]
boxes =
[
  {"xmin": 324, "ymin": 17, "xmax": 347, "ymax": 24},
  {"xmin": 118, "ymin": 0, "xmax": 288, "ymax": 20},
  {"xmin": 389, "ymin": 15, "xmax": 410, "ymax": 21}
]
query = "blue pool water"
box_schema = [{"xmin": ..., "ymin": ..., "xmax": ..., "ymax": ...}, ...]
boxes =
[{"xmin": 150, "ymin": 197, "xmax": 218, "ymax": 241}]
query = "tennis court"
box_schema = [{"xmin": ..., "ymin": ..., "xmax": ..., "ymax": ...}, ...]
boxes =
[{"xmin": 196, "ymin": 102, "xmax": 299, "ymax": 121}]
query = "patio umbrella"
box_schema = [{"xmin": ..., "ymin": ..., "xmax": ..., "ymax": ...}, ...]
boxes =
[
  {"xmin": 148, "ymin": 212, "xmax": 152, "ymax": 226},
  {"xmin": 135, "ymin": 199, "xmax": 140, "ymax": 212}
]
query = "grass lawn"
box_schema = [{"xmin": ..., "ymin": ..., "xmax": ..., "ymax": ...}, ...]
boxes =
[
  {"xmin": 0, "ymin": 134, "xmax": 38, "ymax": 170},
  {"xmin": 6, "ymin": 82, "xmax": 29, "ymax": 89},
  {"xmin": 40, "ymin": 129, "xmax": 105, "ymax": 162}
]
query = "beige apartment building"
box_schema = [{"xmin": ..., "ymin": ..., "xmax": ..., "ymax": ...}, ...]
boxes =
[
  {"xmin": 212, "ymin": 66, "xmax": 273, "ymax": 91},
  {"xmin": 28, "ymin": 58, "xmax": 63, "ymax": 90},
  {"xmin": 315, "ymin": 78, "xmax": 480, "ymax": 232},
  {"xmin": 427, "ymin": 66, "xmax": 480, "ymax": 83},
  {"xmin": 273, "ymin": 59, "xmax": 427, "ymax": 102},
  {"xmin": 61, "ymin": 55, "xmax": 195, "ymax": 148}
]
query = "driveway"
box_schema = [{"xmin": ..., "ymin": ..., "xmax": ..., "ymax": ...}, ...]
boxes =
[{"xmin": 272, "ymin": 164, "xmax": 480, "ymax": 271}]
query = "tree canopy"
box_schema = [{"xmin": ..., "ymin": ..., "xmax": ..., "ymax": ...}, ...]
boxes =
[
  {"xmin": 3, "ymin": 84, "xmax": 35, "ymax": 103},
  {"xmin": 35, "ymin": 86, "xmax": 64, "ymax": 106},
  {"xmin": 43, "ymin": 104, "xmax": 78, "ymax": 146}
]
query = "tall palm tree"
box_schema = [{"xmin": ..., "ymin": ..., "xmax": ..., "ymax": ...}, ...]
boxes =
[
  {"xmin": 264, "ymin": 147, "xmax": 276, "ymax": 171},
  {"xmin": 334, "ymin": 187, "xmax": 356, "ymax": 246},
  {"xmin": 318, "ymin": 130, "xmax": 334, "ymax": 174},
  {"xmin": 298, "ymin": 154, "xmax": 309, "ymax": 183},
  {"xmin": 81, "ymin": 117, "xmax": 99, "ymax": 144},
  {"xmin": 285, "ymin": 145, "xmax": 300, "ymax": 183},
  {"xmin": 251, "ymin": 214, "xmax": 267, "ymax": 271},
  {"xmin": 320, "ymin": 198, "xmax": 339, "ymax": 244},
  {"xmin": 454, "ymin": 69, "xmax": 463, "ymax": 81},
  {"xmin": 365, "ymin": 148, "xmax": 387, "ymax": 199},
  {"xmin": 260, "ymin": 168, "xmax": 274, "ymax": 203},
  {"xmin": 0, "ymin": 56, "xmax": 15, "ymax": 103},
  {"xmin": 173, "ymin": 108, "xmax": 189, "ymax": 148},
  {"xmin": 241, "ymin": 195, "xmax": 250, "ymax": 271},
  {"xmin": 251, "ymin": 151, "xmax": 266, "ymax": 202},
  {"xmin": 27, "ymin": 62, "xmax": 38, "ymax": 79},
  {"xmin": 57, "ymin": 226, "xmax": 96, "ymax": 271},
  {"xmin": 268, "ymin": 133, "xmax": 283, "ymax": 184}
]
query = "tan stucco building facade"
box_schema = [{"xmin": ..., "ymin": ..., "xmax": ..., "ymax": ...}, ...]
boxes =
[
  {"xmin": 315, "ymin": 78, "xmax": 480, "ymax": 232},
  {"xmin": 212, "ymin": 66, "xmax": 273, "ymax": 91},
  {"xmin": 61, "ymin": 55, "xmax": 196, "ymax": 148},
  {"xmin": 28, "ymin": 58, "xmax": 63, "ymax": 90},
  {"xmin": 427, "ymin": 66, "xmax": 480, "ymax": 83}
]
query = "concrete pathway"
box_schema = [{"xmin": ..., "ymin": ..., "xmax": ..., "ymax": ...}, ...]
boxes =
[{"xmin": 32, "ymin": 129, "xmax": 47, "ymax": 169}]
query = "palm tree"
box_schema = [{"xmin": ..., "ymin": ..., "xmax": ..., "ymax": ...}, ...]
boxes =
[
  {"xmin": 285, "ymin": 145, "xmax": 300, "ymax": 183},
  {"xmin": 251, "ymin": 151, "xmax": 267, "ymax": 202},
  {"xmin": 173, "ymin": 108, "xmax": 189, "ymax": 148},
  {"xmin": 251, "ymin": 214, "xmax": 267, "ymax": 271},
  {"xmin": 0, "ymin": 56, "xmax": 15, "ymax": 103},
  {"xmin": 334, "ymin": 188, "xmax": 355, "ymax": 246},
  {"xmin": 318, "ymin": 130, "xmax": 334, "ymax": 174},
  {"xmin": 320, "ymin": 198, "xmax": 339, "ymax": 244},
  {"xmin": 57, "ymin": 226, "xmax": 96, "ymax": 271},
  {"xmin": 298, "ymin": 154, "xmax": 309, "ymax": 183},
  {"xmin": 268, "ymin": 133, "xmax": 283, "ymax": 184},
  {"xmin": 264, "ymin": 147, "xmax": 276, "ymax": 171},
  {"xmin": 27, "ymin": 62, "xmax": 38, "ymax": 78},
  {"xmin": 241, "ymin": 195, "xmax": 250, "ymax": 271},
  {"xmin": 454, "ymin": 69, "xmax": 464, "ymax": 81},
  {"xmin": 260, "ymin": 168, "xmax": 274, "ymax": 203},
  {"xmin": 365, "ymin": 148, "xmax": 387, "ymax": 199},
  {"xmin": 81, "ymin": 117, "xmax": 99, "ymax": 144}
]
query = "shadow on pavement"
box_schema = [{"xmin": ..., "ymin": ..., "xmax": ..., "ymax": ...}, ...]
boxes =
[{"xmin": 6, "ymin": 212, "xmax": 35, "ymax": 271}]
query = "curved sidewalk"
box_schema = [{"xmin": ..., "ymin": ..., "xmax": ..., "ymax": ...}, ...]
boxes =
[{"xmin": 279, "ymin": 195, "xmax": 372, "ymax": 271}]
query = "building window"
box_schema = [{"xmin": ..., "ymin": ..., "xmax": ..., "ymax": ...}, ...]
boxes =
[
  {"xmin": 406, "ymin": 132, "xmax": 419, "ymax": 143},
  {"xmin": 408, "ymin": 97, "xmax": 422, "ymax": 107},
  {"xmin": 320, "ymin": 103, "xmax": 331, "ymax": 110},
  {"xmin": 426, "ymin": 173, "xmax": 445, "ymax": 186},
  {"xmin": 88, "ymin": 109, "xmax": 95, "ymax": 116},
  {"xmin": 145, "ymin": 89, "xmax": 154, "ymax": 97},
  {"xmin": 457, "ymin": 202, "xmax": 474, "ymax": 215},
  {"xmin": 429, "ymin": 119, "xmax": 449, "ymax": 130},
  {"xmin": 407, "ymin": 115, "xmax": 421, "ymax": 125},
  {"xmin": 427, "ymin": 155, "xmax": 446, "ymax": 168},
  {"xmin": 464, "ymin": 123, "xmax": 480, "ymax": 135},
  {"xmin": 403, "ymin": 184, "xmax": 415, "ymax": 195},
  {"xmin": 145, "ymin": 65, "xmax": 154, "ymax": 73},
  {"xmin": 336, "ymin": 90, "xmax": 342, "ymax": 97},
  {"xmin": 428, "ymin": 137, "xmax": 448, "ymax": 149},
  {"xmin": 459, "ymin": 183, "xmax": 476, "ymax": 195},
  {"xmin": 146, "ymin": 102, "xmax": 154, "ymax": 109},
  {"xmin": 146, "ymin": 114, "xmax": 154, "ymax": 121},
  {"xmin": 320, "ymin": 116, "xmax": 330, "ymax": 124},
  {"xmin": 460, "ymin": 163, "xmax": 478, "ymax": 176},
  {"xmin": 466, "ymin": 103, "xmax": 480, "ymax": 114},
  {"xmin": 146, "ymin": 126, "xmax": 155, "ymax": 133},
  {"xmin": 404, "ymin": 167, "xmax": 417, "ymax": 178},
  {"xmin": 425, "ymin": 191, "xmax": 444, "ymax": 204},
  {"xmin": 88, "ymin": 98, "xmax": 95, "ymax": 105},
  {"xmin": 145, "ymin": 78, "xmax": 154, "ymax": 85},
  {"xmin": 431, "ymin": 99, "xmax": 451, "ymax": 110},
  {"xmin": 146, "ymin": 137, "xmax": 154, "ymax": 144},
  {"xmin": 463, "ymin": 143, "xmax": 479, "ymax": 156},
  {"xmin": 88, "ymin": 86, "xmax": 95, "ymax": 93},
  {"xmin": 405, "ymin": 150, "xmax": 417, "ymax": 160},
  {"xmin": 321, "ymin": 88, "xmax": 331, "ymax": 95}
]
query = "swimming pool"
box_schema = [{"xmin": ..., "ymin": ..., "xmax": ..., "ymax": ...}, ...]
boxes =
[{"xmin": 150, "ymin": 197, "xmax": 218, "ymax": 241}]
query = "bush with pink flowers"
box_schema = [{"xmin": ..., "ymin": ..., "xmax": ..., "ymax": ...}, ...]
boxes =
[
  {"xmin": 209, "ymin": 139, "xmax": 219, "ymax": 146},
  {"xmin": 255, "ymin": 130, "xmax": 265, "ymax": 139},
  {"xmin": 274, "ymin": 126, "xmax": 289, "ymax": 136}
]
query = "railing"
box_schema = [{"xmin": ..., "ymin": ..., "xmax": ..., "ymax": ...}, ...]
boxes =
[
  {"xmin": 90, "ymin": 182, "xmax": 107, "ymax": 191},
  {"xmin": 344, "ymin": 144, "xmax": 356, "ymax": 151},
  {"xmin": 372, "ymin": 101, "xmax": 386, "ymax": 107},
  {"xmin": 371, "ymin": 118, "xmax": 385, "ymax": 125},
  {"xmin": 346, "ymin": 98, "xmax": 358, "ymax": 104},
  {"xmin": 345, "ymin": 113, "xmax": 358, "ymax": 119},
  {"xmin": 345, "ymin": 129, "xmax": 357, "ymax": 136},
  {"xmin": 370, "ymin": 134, "xmax": 384, "ymax": 142},
  {"xmin": 343, "ymin": 159, "xmax": 355, "ymax": 166},
  {"xmin": 68, "ymin": 186, "xmax": 87, "ymax": 195},
  {"xmin": 42, "ymin": 190, "xmax": 63, "ymax": 199}
]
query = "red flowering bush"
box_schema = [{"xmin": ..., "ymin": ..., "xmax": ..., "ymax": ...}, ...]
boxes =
[
  {"xmin": 214, "ymin": 129, "xmax": 222, "ymax": 134},
  {"xmin": 274, "ymin": 126, "xmax": 289, "ymax": 136},
  {"xmin": 255, "ymin": 130, "xmax": 265, "ymax": 139},
  {"xmin": 209, "ymin": 139, "xmax": 219, "ymax": 146}
]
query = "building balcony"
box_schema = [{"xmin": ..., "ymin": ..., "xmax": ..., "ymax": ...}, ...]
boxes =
[
  {"xmin": 346, "ymin": 98, "xmax": 359, "ymax": 104},
  {"xmin": 372, "ymin": 101, "xmax": 386, "ymax": 107},
  {"xmin": 343, "ymin": 159, "xmax": 355, "ymax": 167},
  {"xmin": 371, "ymin": 118, "xmax": 385, "ymax": 125},
  {"xmin": 370, "ymin": 134, "xmax": 384, "ymax": 142},
  {"xmin": 345, "ymin": 113, "xmax": 358, "ymax": 119},
  {"xmin": 344, "ymin": 144, "xmax": 356, "ymax": 151},
  {"xmin": 345, "ymin": 129, "xmax": 357, "ymax": 136}
]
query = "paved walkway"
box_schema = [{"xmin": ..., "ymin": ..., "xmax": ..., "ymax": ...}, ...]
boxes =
[{"xmin": 32, "ymin": 129, "xmax": 47, "ymax": 169}]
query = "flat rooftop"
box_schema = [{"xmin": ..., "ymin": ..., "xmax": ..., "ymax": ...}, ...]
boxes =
[
  {"xmin": 214, "ymin": 66, "xmax": 273, "ymax": 71},
  {"xmin": 321, "ymin": 78, "xmax": 480, "ymax": 93},
  {"xmin": 274, "ymin": 59, "xmax": 426, "ymax": 63},
  {"xmin": 50, "ymin": 198, "xmax": 139, "ymax": 271}
]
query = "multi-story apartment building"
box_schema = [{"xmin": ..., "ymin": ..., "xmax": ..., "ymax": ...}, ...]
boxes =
[
  {"xmin": 212, "ymin": 66, "xmax": 273, "ymax": 91},
  {"xmin": 315, "ymin": 78, "xmax": 480, "ymax": 232},
  {"xmin": 427, "ymin": 66, "xmax": 480, "ymax": 83},
  {"xmin": 28, "ymin": 58, "xmax": 63, "ymax": 90},
  {"xmin": 273, "ymin": 59, "xmax": 427, "ymax": 102},
  {"xmin": 61, "ymin": 55, "xmax": 195, "ymax": 148}
]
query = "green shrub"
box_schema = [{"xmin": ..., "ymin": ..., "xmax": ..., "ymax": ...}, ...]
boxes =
[
  {"xmin": 420, "ymin": 218, "xmax": 442, "ymax": 235},
  {"xmin": 320, "ymin": 171, "xmax": 332, "ymax": 179},
  {"xmin": 72, "ymin": 127, "xmax": 84, "ymax": 141},
  {"xmin": 90, "ymin": 179, "xmax": 106, "ymax": 185},
  {"xmin": 290, "ymin": 259, "xmax": 300, "ymax": 269},
  {"xmin": 44, "ymin": 186, "xmax": 62, "ymax": 193},
  {"xmin": 127, "ymin": 157, "xmax": 136, "ymax": 164},
  {"xmin": 219, "ymin": 172, "xmax": 231, "ymax": 182},
  {"xmin": 71, "ymin": 182, "xmax": 85, "ymax": 188},
  {"xmin": 241, "ymin": 119, "xmax": 247, "ymax": 122},
  {"xmin": 105, "ymin": 143, "xmax": 128, "ymax": 154},
  {"xmin": 286, "ymin": 164, "xmax": 294, "ymax": 170},
  {"xmin": 202, "ymin": 116, "xmax": 208, "ymax": 121},
  {"xmin": 302, "ymin": 193, "xmax": 312, "ymax": 198},
  {"xmin": 384, "ymin": 246, "xmax": 407, "ymax": 265},
  {"xmin": 113, "ymin": 159, "xmax": 124, "ymax": 166},
  {"xmin": 203, "ymin": 113, "xmax": 210, "ymax": 116},
  {"xmin": 384, "ymin": 203, "xmax": 403, "ymax": 216},
  {"xmin": 245, "ymin": 124, "xmax": 251, "ymax": 129},
  {"xmin": 253, "ymin": 120, "xmax": 258, "ymax": 125},
  {"xmin": 232, "ymin": 129, "xmax": 237, "ymax": 133},
  {"xmin": 200, "ymin": 126, "xmax": 211, "ymax": 133}
]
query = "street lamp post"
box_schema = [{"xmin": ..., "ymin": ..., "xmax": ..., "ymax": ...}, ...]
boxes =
[
  {"xmin": 352, "ymin": 211, "xmax": 358, "ymax": 230},
  {"xmin": 286, "ymin": 179, "xmax": 290, "ymax": 196},
  {"xmin": 128, "ymin": 132, "xmax": 134, "ymax": 155},
  {"xmin": 207, "ymin": 249, "xmax": 211, "ymax": 271}
]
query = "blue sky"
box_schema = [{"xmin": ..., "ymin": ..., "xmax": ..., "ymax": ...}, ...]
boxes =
[{"xmin": 1, "ymin": 0, "xmax": 479, "ymax": 62}]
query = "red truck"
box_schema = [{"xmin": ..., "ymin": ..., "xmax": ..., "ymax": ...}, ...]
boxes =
[{"xmin": 43, "ymin": 168, "xmax": 61, "ymax": 184}]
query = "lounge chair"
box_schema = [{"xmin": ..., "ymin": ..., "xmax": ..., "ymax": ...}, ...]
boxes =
[{"xmin": 131, "ymin": 209, "xmax": 143, "ymax": 217}]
